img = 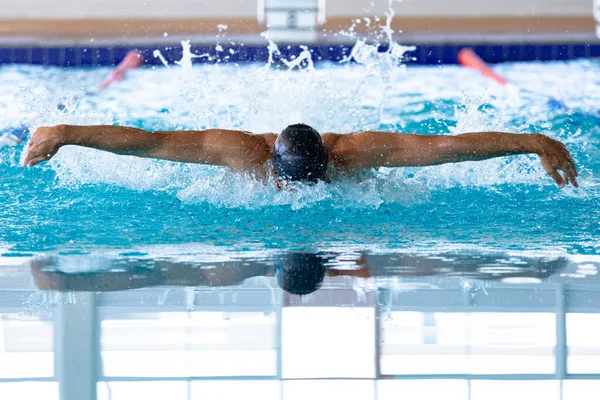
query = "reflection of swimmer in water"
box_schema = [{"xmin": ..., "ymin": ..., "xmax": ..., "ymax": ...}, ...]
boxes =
[
  {"xmin": 29, "ymin": 254, "xmax": 324, "ymax": 295},
  {"xmin": 30, "ymin": 252, "xmax": 568, "ymax": 295},
  {"xmin": 24, "ymin": 123, "xmax": 578, "ymax": 188},
  {"xmin": 30, "ymin": 253, "xmax": 330, "ymax": 295}
]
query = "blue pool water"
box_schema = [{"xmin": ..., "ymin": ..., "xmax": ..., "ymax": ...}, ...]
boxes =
[{"xmin": 0, "ymin": 51, "xmax": 599, "ymax": 263}]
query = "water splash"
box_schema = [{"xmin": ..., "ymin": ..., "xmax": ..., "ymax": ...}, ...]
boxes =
[
  {"xmin": 281, "ymin": 46, "xmax": 315, "ymax": 70},
  {"xmin": 35, "ymin": 4, "xmax": 433, "ymax": 209}
]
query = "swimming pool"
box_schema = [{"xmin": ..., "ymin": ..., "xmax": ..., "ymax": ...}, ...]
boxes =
[
  {"xmin": 1, "ymin": 41, "xmax": 600, "ymax": 400},
  {"xmin": 0, "ymin": 46, "xmax": 599, "ymax": 266}
]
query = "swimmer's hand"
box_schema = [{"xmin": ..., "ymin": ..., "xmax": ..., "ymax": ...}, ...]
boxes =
[
  {"xmin": 22, "ymin": 125, "xmax": 67, "ymax": 167},
  {"xmin": 534, "ymin": 135, "xmax": 578, "ymax": 188}
]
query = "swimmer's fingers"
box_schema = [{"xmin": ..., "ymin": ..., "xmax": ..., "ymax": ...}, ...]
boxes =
[
  {"xmin": 22, "ymin": 126, "xmax": 63, "ymax": 166},
  {"xmin": 24, "ymin": 145, "xmax": 56, "ymax": 167},
  {"xmin": 541, "ymin": 158, "xmax": 565, "ymax": 188},
  {"xmin": 22, "ymin": 133, "xmax": 40, "ymax": 166},
  {"xmin": 22, "ymin": 143, "xmax": 37, "ymax": 166},
  {"xmin": 549, "ymin": 170, "xmax": 566, "ymax": 188},
  {"xmin": 26, "ymin": 155, "xmax": 51, "ymax": 167},
  {"xmin": 22, "ymin": 147, "xmax": 35, "ymax": 166},
  {"xmin": 563, "ymin": 164, "xmax": 579, "ymax": 188},
  {"xmin": 537, "ymin": 135, "xmax": 579, "ymax": 188},
  {"xmin": 568, "ymin": 154, "xmax": 578, "ymax": 177},
  {"xmin": 561, "ymin": 144, "xmax": 579, "ymax": 186},
  {"xmin": 559, "ymin": 150, "xmax": 579, "ymax": 187},
  {"xmin": 22, "ymin": 145, "xmax": 44, "ymax": 166},
  {"xmin": 569, "ymin": 155, "xmax": 579, "ymax": 186}
]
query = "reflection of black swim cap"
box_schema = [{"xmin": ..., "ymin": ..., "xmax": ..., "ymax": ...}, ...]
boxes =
[
  {"xmin": 271, "ymin": 124, "xmax": 328, "ymax": 182},
  {"xmin": 275, "ymin": 252, "xmax": 327, "ymax": 295}
]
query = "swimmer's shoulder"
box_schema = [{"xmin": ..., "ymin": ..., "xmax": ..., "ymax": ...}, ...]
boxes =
[
  {"xmin": 322, "ymin": 132, "xmax": 353, "ymax": 167},
  {"xmin": 322, "ymin": 132, "xmax": 343, "ymax": 150},
  {"xmin": 254, "ymin": 133, "xmax": 277, "ymax": 151}
]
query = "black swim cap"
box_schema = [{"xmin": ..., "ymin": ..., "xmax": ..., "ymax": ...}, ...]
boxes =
[
  {"xmin": 271, "ymin": 124, "xmax": 328, "ymax": 182},
  {"xmin": 275, "ymin": 252, "xmax": 327, "ymax": 295}
]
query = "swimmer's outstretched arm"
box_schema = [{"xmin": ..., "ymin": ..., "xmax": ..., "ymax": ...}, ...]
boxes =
[
  {"xmin": 22, "ymin": 125, "xmax": 271, "ymax": 169},
  {"xmin": 329, "ymin": 131, "xmax": 578, "ymax": 187}
]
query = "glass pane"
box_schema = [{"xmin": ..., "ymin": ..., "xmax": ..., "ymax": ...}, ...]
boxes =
[
  {"xmin": 101, "ymin": 311, "xmax": 277, "ymax": 377},
  {"xmin": 470, "ymin": 381, "xmax": 560, "ymax": 400},
  {"xmin": 282, "ymin": 307, "xmax": 375, "ymax": 379},
  {"xmin": 0, "ymin": 382, "xmax": 59, "ymax": 400},
  {"xmin": 0, "ymin": 313, "xmax": 54, "ymax": 378},
  {"xmin": 283, "ymin": 380, "xmax": 375, "ymax": 400},
  {"xmin": 380, "ymin": 312, "xmax": 555, "ymax": 375},
  {"xmin": 468, "ymin": 312, "xmax": 555, "ymax": 374},
  {"xmin": 99, "ymin": 382, "xmax": 188, "ymax": 400},
  {"xmin": 378, "ymin": 380, "xmax": 468, "ymax": 400},
  {"xmin": 191, "ymin": 381, "xmax": 280, "ymax": 400},
  {"xmin": 562, "ymin": 380, "xmax": 600, "ymax": 400},
  {"xmin": 567, "ymin": 313, "xmax": 600, "ymax": 373}
]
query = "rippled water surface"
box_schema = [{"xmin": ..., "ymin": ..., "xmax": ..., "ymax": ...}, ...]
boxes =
[{"xmin": 0, "ymin": 54, "xmax": 599, "ymax": 260}]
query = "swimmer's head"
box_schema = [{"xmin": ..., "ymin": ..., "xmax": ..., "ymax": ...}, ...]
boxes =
[
  {"xmin": 271, "ymin": 124, "xmax": 328, "ymax": 183},
  {"xmin": 275, "ymin": 252, "xmax": 327, "ymax": 295}
]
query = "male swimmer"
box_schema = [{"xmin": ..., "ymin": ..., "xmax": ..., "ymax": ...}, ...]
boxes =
[{"xmin": 23, "ymin": 123, "xmax": 578, "ymax": 188}]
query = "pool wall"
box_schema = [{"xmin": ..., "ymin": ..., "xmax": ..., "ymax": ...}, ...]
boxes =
[
  {"xmin": 0, "ymin": 0, "xmax": 598, "ymax": 65},
  {"xmin": 0, "ymin": 42, "xmax": 599, "ymax": 67}
]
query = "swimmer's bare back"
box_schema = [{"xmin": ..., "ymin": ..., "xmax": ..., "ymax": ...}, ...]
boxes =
[{"xmin": 23, "ymin": 124, "xmax": 578, "ymax": 188}]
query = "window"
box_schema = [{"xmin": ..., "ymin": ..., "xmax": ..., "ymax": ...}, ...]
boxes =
[
  {"xmin": 567, "ymin": 313, "xmax": 600, "ymax": 373},
  {"xmin": 378, "ymin": 380, "xmax": 468, "ymax": 400},
  {"xmin": 282, "ymin": 307, "xmax": 375, "ymax": 379},
  {"xmin": 0, "ymin": 382, "xmax": 59, "ymax": 400},
  {"xmin": 191, "ymin": 381, "xmax": 280, "ymax": 400},
  {"xmin": 101, "ymin": 311, "xmax": 277, "ymax": 377},
  {"xmin": 0, "ymin": 313, "xmax": 54, "ymax": 379},
  {"xmin": 470, "ymin": 380, "xmax": 560, "ymax": 400},
  {"xmin": 380, "ymin": 312, "xmax": 555, "ymax": 375},
  {"xmin": 562, "ymin": 380, "xmax": 600, "ymax": 400},
  {"xmin": 97, "ymin": 382, "xmax": 188, "ymax": 400},
  {"xmin": 283, "ymin": 380, "xmax": 375, "ymax": 400}
]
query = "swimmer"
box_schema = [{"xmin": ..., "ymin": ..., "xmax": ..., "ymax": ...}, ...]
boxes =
[
  {"xmin": 29, "ymin": 251, "xmax": 566, "ymax": 295},
  {"xmin": 23, "ymin": 123, "xmax": 578, "ymax": 188}
]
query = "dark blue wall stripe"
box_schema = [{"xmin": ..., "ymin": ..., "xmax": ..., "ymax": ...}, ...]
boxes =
[{"xmin": 0, "ymin": 42, "xmax": 598, "ymax": 67}]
